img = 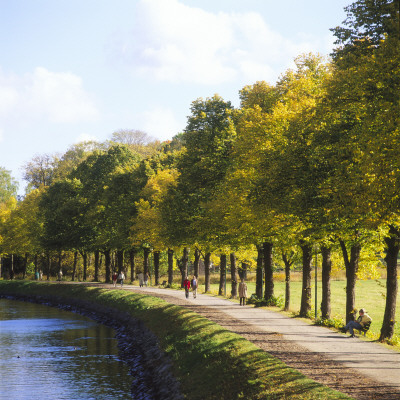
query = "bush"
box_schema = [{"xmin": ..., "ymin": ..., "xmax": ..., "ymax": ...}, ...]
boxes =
[
  {"xmin": 314, "ymin": 316, "xmax": 344, "ymax": 329},
  {"xmin": 247, "ymin": 294, "xmax": 284, "ymax": 308}
]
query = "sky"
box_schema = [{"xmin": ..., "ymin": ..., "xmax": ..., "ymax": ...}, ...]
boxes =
[{"xmin": 0, "ymin": 0, "xmax": 351, "ymax": 194}]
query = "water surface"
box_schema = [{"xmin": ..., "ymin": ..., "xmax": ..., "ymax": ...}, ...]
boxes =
[{"xmin": 0, "ymin": 299, "xmax": 133, "ymax": 400}]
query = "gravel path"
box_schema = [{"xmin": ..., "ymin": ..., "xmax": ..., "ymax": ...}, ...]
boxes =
[{"xmin": 115, "ymin": 284, "xmax": 400, "ymax": 400}]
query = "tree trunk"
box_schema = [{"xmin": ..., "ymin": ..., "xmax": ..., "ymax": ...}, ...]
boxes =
[
  {"xmin": 282, "ymin": 252, "xmax": 293, "ymax": 311},
  {"xmin": 230, "ymin": 253, "xmax": 237, "ymax": 298},
  {"xmin": 204, "ymin": 253, "xmax": 211, "ymax": 292},
  {"xmin": 183, "ymin": 247, "xmax": 188, "ymax": 277},
  {"xmin": 380, "ymin": 225, "xmax": 399, "ymax": 341},
  {"xmin": 129, "ymin": 249, "xmax": 136, "ymax": 282},
  {"xmin": 81, "ymin": 252, "xmax": 87, "ymax": 281},
  {"xmin": 116, "ymin": 250, "xmax": 124, "ymax": 273},
  {"xmin": 57, "ymin": 251, "xmax": 62, "ymax": 280},
  {"xmin": 168, "ymin": 248, "xmax": 174, "ymax": 285},
  {"xmin": 72, "ymin": 251, "xmax": 78, "ymax": 282},
  {"xmin": 143, "ymin": 247, "xmax": 150, "ymax": 276},
  {"xmin": 339, "ymin": 239, "xmax": 361, "ymax": 324},
  {"xmin": 300, "ymin": 242, "xmax": 312, "ymax": 317},
  {"xmin": 23, "ymin": 253, "xmax": 29, "ymax": 279},
  {"xmin": 194, "ymin": 248, "xmax": 200, "ymax": 278},
  {"xmin": 104, "ymin": 249, "xmax": 111, "ymax": 283},
  {"xmin": 34, "ymin": 254, "xmax": 38, "ymax": 274},
  {"xmin": 256, "ymin": 246, "xmax": 263, "ymax": 298},
  {"xmin": 178, "ymin": 247, "xmax": 189, "ymax": 287},
  {"xmin": 10, "ymin": 254, "xmax": 15, "ymax": 280},
  {"xmin": 94, "ymin": 250, "xmax": 100, "ymax": 282},
  {"xmin": 46, "ymin": 253, "xmax": 51, "ymax": 281},
  {"xmin": 239, "ymin": 262, "xmax": 248, "ymax": 280},
  {"xmin": 219, "ymin": 254, "xmax": 227, "ymax": 296},
  {"xmin": 263, "ymin": 242, "xmax": 274, "ymax": 300},
  {"xmin": 154, "ymin": 251, "xmax": 160, "ymax": 286},
  {"xmin": 321, "ymin": 246, "xmax": 332, "ymax": 320}
]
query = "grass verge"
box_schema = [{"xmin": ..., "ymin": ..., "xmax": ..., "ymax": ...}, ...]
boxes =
[{"xmin": 0, "ymin": 280, "xmax": 352, "ymax": 400}]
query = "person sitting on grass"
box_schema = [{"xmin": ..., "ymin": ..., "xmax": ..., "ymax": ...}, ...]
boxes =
[{"xmin": 341, "ymin": 308, "xmax": 372, "ymax": 338}]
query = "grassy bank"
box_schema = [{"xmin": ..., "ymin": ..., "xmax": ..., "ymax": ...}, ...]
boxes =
[{"xmin": 0, "ymin": 280, "xmax": 351, "ymax": 400}]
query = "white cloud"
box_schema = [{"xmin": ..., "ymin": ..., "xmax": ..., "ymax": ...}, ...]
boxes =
[
  {"xmin": 138, "ymin": 106, "xmax": 184, "ymax": 140},
  {"xmin": 111, "ymin": 0, "xmax": 324, "ymax": 85},
  {"xmin": 0, "ymin": 128, "xmax": 3, "ymax": 143},
  {"xmin": 28, "ymin": 68, "xmax": 99, "ymax": 123},
  {"xmin": 0, "ymin": 67, "xmax": 99, "ymax": 127}
]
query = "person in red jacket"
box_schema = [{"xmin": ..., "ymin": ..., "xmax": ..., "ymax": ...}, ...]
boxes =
[{"xmin": 183, "ymin": 276, "xmax": 191, "ymax": 299}]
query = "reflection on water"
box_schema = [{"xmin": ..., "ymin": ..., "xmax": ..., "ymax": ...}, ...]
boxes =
[{"xmin": 0, "ymin": 299, "xmax": 132, "ymax": 400}]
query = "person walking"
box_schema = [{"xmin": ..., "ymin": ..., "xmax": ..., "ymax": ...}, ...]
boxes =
[
  {"xmin": 112, "ymin": 271, "xmax": 118, "ymax": 287},
  {"xmin": 191, "ymin": 275, "xmax": 198, "ymax": 298},
  {"xmin": 144, "ymin": 272, "xmax": 149, "ymax": 287},
  {"xmin": 118, "ymin": 271, "xmax": 125, "ymax": 287},
  {"xmin": 138, "ymin": 272, "xmax": 144, "ymax": 287},
  {"xmin": 183, "ymin": 276, "xmax": 191, "ymax": 299},
  {"xmin": 238, "ymin": 278, "xmax": 248, "ymax": 306}
]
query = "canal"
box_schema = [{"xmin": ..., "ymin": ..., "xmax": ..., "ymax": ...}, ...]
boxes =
[{"xmin": 0, "ymin": 298, "xmax": 134, "ymax": 400}]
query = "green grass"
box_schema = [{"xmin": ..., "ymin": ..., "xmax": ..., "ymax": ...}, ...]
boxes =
[
  {"xmin": 206, "ymin": 276, "xmax": 400, "ymax": 344},
  {"xmin": 0, "ymin": 280, "xmax": 352, "ymax": 400}
]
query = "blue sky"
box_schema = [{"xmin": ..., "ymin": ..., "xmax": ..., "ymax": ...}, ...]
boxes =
[{"xmin": 0, "ymin": 0, "xmax": 351, "ymax": 193}]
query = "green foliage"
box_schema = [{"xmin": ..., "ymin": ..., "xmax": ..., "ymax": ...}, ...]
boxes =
[
  {"xmin": 331, "ymin": 0, "xmax": 399, "ymax": 62},
  {"xmin": 315, "ymin": 316, "xmax": 344, "ymax": 329},
  {"xmin": 0, "ymin": 167, "xmax": 18, "ymax": 203},
  {"xmin": 248, "ymin": 294, "xmax": 284, "ymax": 308},
  {"xmin": 162, "ymin": 95, "xmax": 236, "ymax": 248}
]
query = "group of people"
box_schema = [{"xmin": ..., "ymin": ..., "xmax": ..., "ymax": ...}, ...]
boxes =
[
  {"xmin": 112, "ymin": 271, "xmax": 125, "ymax": 287},
  {"xmin": 112, "ymin": 271, "xmax": 151, "ymax": 288},
  {"xmin": 182, "ymin": 276, "xmax": 248, "ymax": 305},
  {"xmin": 183, "ymin": 276, "xmax": 198, "ymax": 299},
  {"xmin": 34, "ymin": 270, "xmax": 43, "ymax": 280},
  {"xmin": 137, "ymin": 272, "xmax": 149, "ymax": 287}
]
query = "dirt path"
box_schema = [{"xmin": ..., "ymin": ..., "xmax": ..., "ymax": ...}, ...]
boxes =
[{"xmin": 110, "ymin": 284, "xmax": 400, "ymax": 400}]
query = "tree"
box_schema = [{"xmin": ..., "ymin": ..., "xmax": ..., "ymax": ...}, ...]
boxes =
[
  {"xmin": 111, "ymin": 129, "xmax": 160, "ymax": 158},
  {"xmin": 69, "ymin": 145, "xmax": 141, "ymax": 281},
  {"xmin": 40, "ymin": 179, "xmax": 92, "ymax": 254},
  {"xmin": 317, "ymin": 4, "xmax": 400, "ymax": 336},
  {"xmin": 23, "ymin": 154, "xmax": 57, "ymax": 191},
  {"xmin": 250, "ymin": 54, "xmax": 331, "ymax": 316},
  {"xmin": 161, "ymin": 95, "xmax": 235, "ymax": 291},
  {"xmin": 0, "ymin": 167, "xmax": 18, "ymax": 203},
  {"xmin": 111, "ymin": 129, "xmax": 154, "ymax": 146},
  {"xmin": 331, "ymin": 0, "xmax": 400, "ymax": 62},
  {"xmin": 239, "ymin": 81, "xmax": 278, "ymax": 113}
]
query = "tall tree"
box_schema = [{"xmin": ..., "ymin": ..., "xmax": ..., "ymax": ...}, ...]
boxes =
[
  {"xmin": 23, "ymin": 154, "xmax": 57, "ymax": 191},
  {"xmin": 0, "ymin": 167, "xmax": 18, "ymax": 203}
]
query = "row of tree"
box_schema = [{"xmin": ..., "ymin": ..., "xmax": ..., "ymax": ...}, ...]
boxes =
[{"xmin": 1, "ymin": 0, "xmax": 400, "ymax": 342}]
